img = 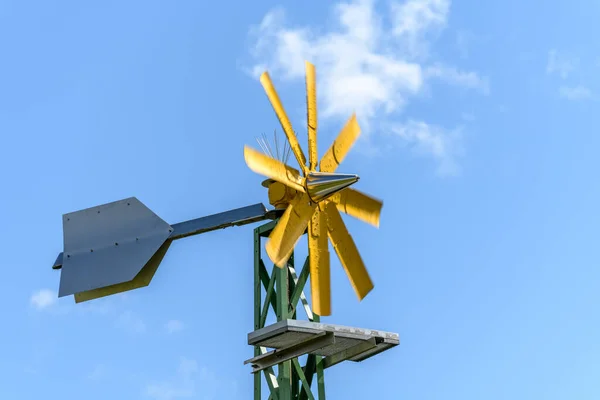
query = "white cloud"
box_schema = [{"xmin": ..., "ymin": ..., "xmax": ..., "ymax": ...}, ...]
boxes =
[
  {"xmin": 547, "ymin": 49, "xmax": 578, "ymax": 79},
  {"xmin": 145, "ymin": 358, "xmax": 229, "ymax": 400},
  {"xmin": 247, "ymin": 0, "xmax": 486, "ymax": 175},
  {"xmin": 391, "ymin": 120, "xmax": 463, "ymax": 176},
  {"xmin": 165, "ymin": 320, "xmax": 184, "ymax": 334},
  {"xmin": 559, "ymin": 85, "xmax": 592, "ymax": 101},
  {"xmin": 30, "ymin": 289, "xmax": 57, "ymax": 310},
  {"xmin": 391, "ymin": 0, "xmax": 450, "ymax": 58},
  {"xmin": 425, "ymin": 64, "xmax": 489, "ymax": 94}
]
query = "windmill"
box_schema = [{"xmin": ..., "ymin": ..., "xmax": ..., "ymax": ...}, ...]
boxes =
[
  {"xmin": 244, "ymin": 61, "xmax": 383, "ymax": 317},
  {"xmin": 49, "ymin": 61, "xmax": 398, "ymax": 400}
]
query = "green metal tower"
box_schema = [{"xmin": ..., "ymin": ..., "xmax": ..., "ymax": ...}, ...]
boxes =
[
  {"xmin": 251, "ymin": 219, "xmax": 326, "ymax": 399},
  {"xmin": 246, "ymin": 219, "xmax": 399, "ymax": 399}
]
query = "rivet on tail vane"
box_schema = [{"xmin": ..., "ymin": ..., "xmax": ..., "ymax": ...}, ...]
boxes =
[{"xmin": 243, "ymin": 61, "xmax": 384, "ymax": 317}]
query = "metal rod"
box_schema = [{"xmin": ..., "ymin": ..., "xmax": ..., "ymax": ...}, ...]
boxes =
[
  {"xmin": 322, "ymin": 338, "xmax": 377, "ymax": 369},
  {"xmin": 263, "ymin": 132, "xmax": 275, "ymax": 159},
  {"xmin": 274, "ymin": 129, "xmax": 280, "ymax": 160},
  {"xmin": 256, "ymin": 136, "xmax": 269, "ymax": 156},
  {"xmin": 245, "ymin": 332, "xmax": 334, "ymax": 373}
]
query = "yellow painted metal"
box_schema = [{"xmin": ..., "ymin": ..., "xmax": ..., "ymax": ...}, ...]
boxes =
[
  {"xmin": 325, "ymin": 202, "xmax": 374, "ymax": 300},
  {"xmin": 247, "ymin": 62, "xmax": 385, "ymax": 316},
  {"xmin": 305, "ymin": 61, "xmax": 318, "ymax": 170},
  {"xmin": 320, "ymin": 113, "xmax": 361, "ymax": 173},
  {"xmin": 267, "ymin": 181, "xmax": 299, "ymax": 209},
  {"xmin": 330, "ymin": 188, "xmax": 383, "ymax": 228},
  {"xmin": 75, "ymin": 277, "xmax": 143, "ymax": 303},
  {"xmin": 308, "ymin": 207, "xmax": 331, "ymax": 316},
  {"xmin": 244, "ymin": 146, "xmax": 305, "ymax": 193},
  {"xmin": 260, "ymin": 71, "xmax": 308, "ymax": 174},
  {"xmin": 266, "ymin": 193, "xmax": 316, "ymax": 267}
]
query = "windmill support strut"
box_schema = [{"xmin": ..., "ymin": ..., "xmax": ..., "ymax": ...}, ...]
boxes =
[{"xmin": 249, "ymin": 220, "xmax": 399, "ymax": 399}]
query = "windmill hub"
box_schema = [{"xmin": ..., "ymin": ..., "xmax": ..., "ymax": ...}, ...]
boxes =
[
  {"xmin": 264, "ymin": 179, "xmax": 300, "ymax": 209},
  {"xmin": 263, "ymin": 171, "xmax": 359, "ymax": 210},
  {"xmin": 305, "ymin": 171, "xmax": 359, "ymax": 203}
]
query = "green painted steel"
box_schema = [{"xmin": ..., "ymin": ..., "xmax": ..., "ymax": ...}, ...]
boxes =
[{"xmin": 253, "ymin": 220, "xmax": 326, "ymax": 399}]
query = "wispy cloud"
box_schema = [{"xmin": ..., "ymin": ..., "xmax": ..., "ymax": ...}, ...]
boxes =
[
  {"xmin": 545, "ymin": 49, "xmax": 593, "ymax": 100},
  {"xmin": 247, "ymin": 0, "xmax": 487, "ymax": 175},
  {"xmin": 145, "ymin": 358, "xmax": 232, "ymax": 400},
  {"xmin": 30, "ymin": 289, "xmax": 57, "ymax": 310},
  {"xmin": 29, "ymin": 287, "xmax": 152, "ymax": 338},
  {"xmin": 559, "ymin": 85, "xmax": 592, "ymax": 101},
  {"xmin": 547, "ymin": 49, "xmax": 578, "ymax": 79},
  {"xmin": 390, "ymin": 120, "xmax": 463, "ymax": 176},
  {"xmin": 390, "ymin": 0, "xmax": 450, "ymax": 58},
  {"xmin": 425, "ymin": 64, "xmax": 489, "ymax": 94},
  {"xmin": 165, "ymin": 320, "xmax": 184, "ymax": 334}
]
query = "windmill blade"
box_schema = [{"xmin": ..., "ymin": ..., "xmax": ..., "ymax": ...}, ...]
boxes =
[
  {"xmin": 329, "ymin": 188, "xmax": 383, "ymax": 228},
  {"xmin": 325, "ymin": 201, "xmax": 374, "ymax": 300},
  {"xmin": 244, "ymin": 146, "xmax": 305, "ymax": 193},
  {"xmin": 260, "ymin": 72, "xmax": 308, "ymax": 174},
  {"xmin": 308, "ymin": 207, "xmax": 331, "ymax": 316},
  {"xmin": 266, "ymin": 193, "xmax": 316, "ymax": 267},
  {"xmin": 319, "ymin": 113, "xmax": 361, "ymax": 173},
  {"xmin": 305, "ymin": 61, "xmax": 318, "ymax": 170}
]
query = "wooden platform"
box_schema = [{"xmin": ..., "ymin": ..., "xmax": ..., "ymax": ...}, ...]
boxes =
[{"xmin": 245, "ymin": 319, "xmax": 400, "ymax": 373}]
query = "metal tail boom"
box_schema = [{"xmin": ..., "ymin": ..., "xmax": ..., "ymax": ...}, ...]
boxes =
[{"xmin": 52, "ymin": 202, "xmax": 280, "ymax": 270}]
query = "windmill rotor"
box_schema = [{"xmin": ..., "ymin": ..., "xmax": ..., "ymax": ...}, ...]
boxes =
[{"xmin": 244, "ymin": 61, "xmax": 383, "ymax": 317}]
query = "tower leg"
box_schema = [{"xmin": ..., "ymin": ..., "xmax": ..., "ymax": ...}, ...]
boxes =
[{"xmin": 253, "ymin": 220, "xmax": 326, "ymax": 399}]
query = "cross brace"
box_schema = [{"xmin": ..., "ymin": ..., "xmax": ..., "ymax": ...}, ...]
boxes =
[{"xmin": 253, "ymin": 220, "xmax": 326, "ymax": 400}]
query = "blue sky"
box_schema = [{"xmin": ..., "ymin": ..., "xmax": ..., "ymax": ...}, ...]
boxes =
[{"xmin": 2, "ymin": 0, "xmax": 600, "ymax": 398}]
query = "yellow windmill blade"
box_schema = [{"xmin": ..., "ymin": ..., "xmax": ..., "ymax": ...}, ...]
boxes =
[
  {"xmin": 260, "ymin": 72, "xmax": 308, "ymax": 175},
  {"xmin": 266, "ymin": 193, "xmax": 317, "ymax": 267},
  {"xmin": 244, "ymin": 145, "xmax": 305, "ymax": 193},
  {"xmin": 305, "ymin": 61, "xmax": 318, "ymax": 170},
  {"xmin": 325, "ymin": 201, "xmax": 374, "ymax": 301},
  {"xmin": 329, "ymin": 188, "xmax": 383, "ymax": 228},
  {"xmin": 247, "ymin": 61, "xmax": 383, "ymax": 316},
  {"xmin": 308, "ymin": 207, "xmax": 331, "ymax": 316},
  {"xmin": 320, "ymin": 113, "xmax": 361, "ymax": 173}
]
